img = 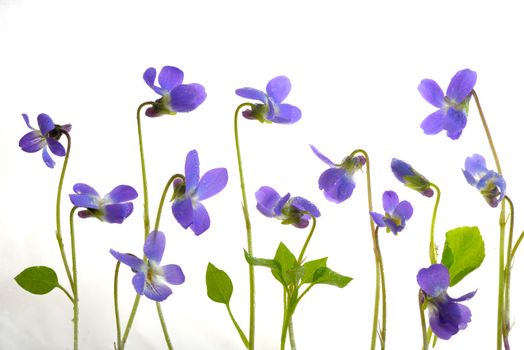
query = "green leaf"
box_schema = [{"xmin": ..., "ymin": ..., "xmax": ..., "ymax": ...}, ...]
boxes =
[
  {"xmin": 206, "ymin": 263, "xmax": 233, "ymax": 305},
  {"xmin": 272, "ymin": 242, "xmax": 299, "ymax": 285},
  {"xmin": 312, "ymin": 267, "xmax": 352, "ymax": 288},
  {"xmin": 441, "ymin": 226, "xmax": 485, "ymax": 286},
  {"xmin": 244, "ymin": 250, "xmax": 281, "ymax": 269},
  {"xmin": 14, "ymin": 266, "xmax": 59, "ymax": 295},
  {"xmin": 301, "ymin": 258, "xmax": 328, "ymax": 284}
]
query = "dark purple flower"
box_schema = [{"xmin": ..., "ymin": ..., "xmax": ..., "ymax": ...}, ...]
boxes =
[
  {"xmin": 463, "ymin": 154, "xmax": 506, "ymax": 208},
  {"xmin": 18, "ymin": 113, "xmax": 71, "ymax": 168},
  {"xmin": 171, "ymin": 150, "xmax": 228, "ymax": 235},
  {"xmin": 143, "ymin": 66, "xmax": 206, "ymax": 117},
  {"xmin": 370, "ymin": 191, "xmax": 413, "ymax": 235},
  {"xmin": 69, "ymin": 183, "xmax": 138, "ymax": 224},
  {"xmin": 418, "ymin": 69, "xmax": 477, "ymax": 139},
  {"xmin": 236, "ymin": 76, "xmax": 301, "ymax": 124},
  {"xmin": 255, "ymin": 186, "xmax": 320, "ymax": 228},
  {"xmin": 391, "ymin": 158, "xmax": 434, "ymax": 197},
  {"xmin": 110, "ymin": 230, "xmax": 185, "ymax": 302},
  {"xmin": 310, "ymin": 145, "xmax": 366, "ymax": 203},
  {"xmin": 417, "ymin": 264, "xmax": 476, "ymax": 340}
]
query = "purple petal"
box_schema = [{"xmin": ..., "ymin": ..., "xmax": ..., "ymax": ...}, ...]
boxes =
[
  {"xmin": 78, "ymin": 210, "xmax": 94, "ymax": 219},
  {"xmin": 310, "ymin": 145, "xmax": 335, "ymax": 167},
  {"xmin": 110, "ymin": 249, "xmax": 144, "ymax": 272},
  {"xmin": 162, "ymin": 264, "xmax": 185, "ymax": 285},
  {"xmin": 417, "ymin": 264, "xmax": 449, "ymax": 297},
  {"xmin": 103, "ymin": 203, "xmax": 134, "ymax": 223},
  {"xmin": 143, "ymin": 67, "xmax": 162, "ymax": 95},
  {"xmin": 196, "ymin": 168, "xmax": 228, "ymax": 201},
  {"xmin": 275, "ymin": 193, "xmax": 291, "ymax": 217},
  {"xmin": 235, "ymin": 87, "xmax": 267, "ymax": 103},
  {"xmin": 22, "ymin": 113, "xmax": 35, "ymax": 129},
  {"xmin": 421, "ymin": 109, "xmax": 445, "ymax": 135},
  {"xmin": 320, "ymin": 168, "xmax": 356, "ymax": 203},
  {"xmin": 443, "ymin": 108, "xmax": 467, "ymax": 140},
  {"xmin": 158, "ymin": 66, "xmax": 184, "ymax": 91},
  {"xmin": 144, "ymin": 230, "xmax": 166, "ymax": 263},
  {"xmin": 172, "ymin": 197, "xmax": 194, "ymax": 229},
  {"xmin": 190, "ymin": 202, "xmax": 210, "ymax": 235},
  {"xmin": 291, "ymin": 197, "xmax": 321, "ymax": 217},
  {"xmin": 144, "ymin": 282, "xmax": 172, "ymax": 302},
  {"xmin": 19, "ymin": 131, "xmax": 45, "ymax": 153},
  {"xmin": 446, "ymin": 69, "xmax": 477, "ymax": 103},
  {"xmin": 394, "ymin": 200, "xmax": 413, "ymax": 221},
  {"xmin": 255, "ymin": 186, "xmax": 281, "ymax": 217},
  {"xmin": 391, "ymin": 158, "xmax": 413, "ymax": 182},
  {"xmin": 46, "ymin": 137, "xmax": 65, "ymax": 156},
  {"xmin": 449, "ymin": 290, "xmax": 477, "ymax": 303},
  {"xmin": 42, "ymin": 148, "xmax": 55, "ymax": 168},
  {"xmin": 382, "ymin": 191, "xmax": 399, "ymax": 213},
  {"xmin": 69, "ymin": 194, "xmax": 100, "ymax": 209},
  {"xmin": 464, "ymin": 154, "xmax": 487, "ymax": 176},
  {"xmin": 106, "ymin": 185, "xmax": 138, "ymax": 203},
  {"xmin": 429, "ymin": 301, "xmax": 472, "ymax": 340},
  {"xmin": 132, "ymin": 272, "xmax": 146, "ymax": 295},
  {"xmin": 269, "ymin": 104, "xmax": 301, "ymax": 124},
  {"xmin": 266, "ymin": 76, "xmax": 291, "ymax": 103},
  {"xmin": 370, "ymin": 212, "xmax": 386, "ymax": 227},
  {"xmin": 169, "ymin": 84, "xmax": 207, "ymax": 113},
  {"xmin": 37, "ymin": 113, "xmax": 55, "ymax": 135},
  {"xmin": 73, "ymin": 183, "xmax": 99, "ymax": 196},
  {"xmin": 462, "ymin": 169, "xmax": 477, "ymax": 187},
  {"xmin": 418, "ymin": 79, "xmax": 445, "ymax": 108},
  {"xmin": 185, "ymin": 150, "xmax": 200, "ymax": 191}
]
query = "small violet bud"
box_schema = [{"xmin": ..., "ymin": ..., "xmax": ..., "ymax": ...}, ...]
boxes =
[{"xmin": 391, "ymin": 158, "xmax": 434, "ymax": 197}]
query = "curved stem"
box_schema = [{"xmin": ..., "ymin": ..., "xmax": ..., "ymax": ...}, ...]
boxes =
[
  {"xmin": 114, "ymin": 262, "xmax": 122, "ymax": 349},
  {"xmin": 297, "ymin": 216, "xmax": 317, "ymax": 264},
  {"xmin": 69, "ymin": 206, "xmax": 79, "ymax": 350},
  {"xmin": 154, "ymin": 174, "xmax": 184, "ymax": 232},
  {"xmin": 503, "ymin": 196, "xmax": 515, "ymax": 349},
  {"xmin": 510, "ymin": 230, "xmax": 524, "ymax": 261},
  {"xmin": 226, "ymin": 304, "xmax": 249, "ymax": 348},
  {"xmin": 370, "ymin": 227, "xmax": 381, "ymax": 350},
  {"xmin": 137, "ymin": 101, "xmax": 155, "ymax": 239},
  {"xmin": 234, "ymin": 102, "xmax": 256, "ymax": 350},
  {"xmin": 56, "ymin": 283, "xmax": 74, "ymax": 303},
  {"xmin": 156, "ymin": 302, "xmax": 174, "ymax": 350},
  {"xmin": 419, "ymin": 290, "xmax": 428, "ymax": 350},
  {"xmin": 428, "ymin": 183, "xmax": 441, "ymax": 265}
]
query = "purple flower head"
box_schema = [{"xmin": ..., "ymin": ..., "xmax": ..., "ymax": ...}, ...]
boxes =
[
  {"xmin": 235, "ymin": 76, "xmax": 301, "ymax": 124},
  {"xmin": 110, "ymin": 230, "xmax": 185, "ymax": 302},
  {"xmin": 171, "ymin": 150, "xmax": 228, "ymax": 236},
  {"xmin": 69, "ymin": 183, "xmax": 138, "ymax": 224},
  {"xmin": 18, "ymin": 113, "xmax": 72, "ymax": 168},
  {"xmin": 417, "ymin": 264, "xmax": 476, "ymax": 340},
  {"xmin": 143, "ymin": 66, "xmax": 206, "ymax": 117},
  {"xmin": 370, "ymin": 191, "xmax": 413, "ymax": 235},
  {"xmin": 418, "ymin": 69, "xmax": 477, "ymax": 140},
  {"xmin": 255, "ymin": 186, "xmax": 320, "ymax": 229},
  {"xmin": 391, "ymin": 158, "xmax": 434, "ymax": 197},
  {"xmin": 310, "ymin": 145, "xmax": 366, "ymax": 203},
  {"xmin": 462, "ymin": 154, "xmax": 506, "ymax": 208}
]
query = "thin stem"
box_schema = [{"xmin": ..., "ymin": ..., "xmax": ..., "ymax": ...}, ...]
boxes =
[
  {"xmin": 510, "ymin": 230, "xmax": 524, "ymax": 261},
  {"xmin": 296, "ymin": 284, "xmax": 314, "ymax": 305},
  {"xmin": 154, "ymin": 174, "xmax": 185, "ymax": 231},
  {"xmin": 376, "ymin": 229, "xmax": 386, "ymax": 350},
  {"xmin": 419, "ymin": 291, "xmax": 428, "ymax": 350},
  {"xmin": 226, "ymin": 304, "xmax": 249, "ymax": 348},
  {"xmin": 114, "ymin": 262, "xmax": 122, "ymax": 350},
  {"xmin": 55, "ymin": 131, "xmax": 74, "ymax": 290},
  {"xmin": 288, "ymin": 317, "xmax": 297, "ymax": 350},
  {"xmin": 56, "ymin": 283, "xmax": 74, "ymax": 303},
  {"xmin": 156, "ymin": 302, "xmax": 174, "ymax": 350},
  {"xmin": 503, "ymin": 196, "xmax": 515, "ymax": 349},
  {"xmin": 137, "ymin": 101, "xmax": 155, "ymax": 239},
  {"xmin": 370, "ymin": 227, "xmax": 381, "ymax": 350},
  {"xmin": 280, "ymin": 289, "xmax": 297, "ymax": 350},
  {"xmin": 234, "ymin": 102, "xmax": 256, "ymax": 350},
  {"xmin": 121, "ymin": 295, "xmax": 140, "ymax": 347},
  {"xmin": 297, "ymin": 216, "xmax": 317, "ymax": 263},
  {"xmin": 69, "ymin": 206, "xmax": 79, "ymax": 350},
  {"xmin": 428, "ymin": 184, "xmax": 441, "ymax": 265}
]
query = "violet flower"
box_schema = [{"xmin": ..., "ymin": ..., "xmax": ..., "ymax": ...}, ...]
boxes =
[
  {"xmin": 236, "ymin": 76, "xmax": 301, "ymax": 124},
  {"xmin": 255, "ymin": 186, "xmax": 320, "ymax": 228},
  {"xmin": 391, "ymin": 158, "xmax": 434, "ymax": 197},
  {"xmin": 110, "ymin": 230, "xmax": 185, "ymax": 302},
  {"xmin": 143, "ymin": 66, "xmax": 207, "ymax": 117},
  {"xmin": 18, "ymin": 113, "xmax": 71, "ymax": 168},
  {"xmin": 417, "ymin": 264, "xmax": 476, "ymax": 340},
  {"xmin": 311, "ymin": 145, "xmax": 366, "ymax": 203},
  {"xmin": 69, "ymin": 183, "xmax": 138, "ymax": 224},
  {"xmin": 462, "ymin": 154, "xmax": 506, "ymax": 208},
  {"xmin": 171, "ymin": 150, "xmax": 228, "ymax": 235},
  {"xmin": 418, "ymin": 69, "xmax": 477, "ymax": 139},
  {"xmin": 370, "ymin": 191, "xmax": 413, "ymax": 234}
]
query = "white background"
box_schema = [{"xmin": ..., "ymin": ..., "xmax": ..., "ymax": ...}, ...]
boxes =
[{"xmin": 1, "ymin": 0, "xmax": 524, "ymax": 349}]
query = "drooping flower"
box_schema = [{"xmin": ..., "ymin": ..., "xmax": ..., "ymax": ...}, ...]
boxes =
[
  {"xmin": 391, "ymin": 158, "xmax": 434, "ymax": 197},
  {"xmin": 370, "ymin": 191, "xmax": 413, "ymax": 234},
  {"xmin": 310, "ymin": 145, "xmax": 366, "ymax": 203},
  {"xmin": 255, "ymin": 186, "xmax": 320, "ymax": 228},
  {"xmin": 462, "ymin": 154, "xmax": 506, "ymax": 208},
  {"xmin": 235, "ymin": 76, "xmax": 301, "ymax": 124},
  {"xmin": 171, "ymin": 150, "xmax": 228, "ymax": 235},
  {"xmin": 418, "ymin": 69, "xmax": 477, "ymax": 139},
  {"xmin": 110, "ymin": 230, "xmax": 185, "ymax": 302},
  {"xmin": 143, "ymin": 66, "xmax": 207, "ymax": 117},
  {"xmin": 18, "ymin": 113, "xmax": 72, "ymax": 168},
  {"xmin": 417, "ymin": 264, "xmax": 476, "ymax": 340},
  {"xmin": 69, "ymin": 183, "xmax": 138, "ymax": 224}
]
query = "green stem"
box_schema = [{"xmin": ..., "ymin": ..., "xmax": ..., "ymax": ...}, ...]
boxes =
[
  {"xmin": 234, "ymin": 102, "xmax": 256, "ymax": 350},
  {"xmin": 156, "ymin": 302, "xmax": 174, "ymax": 350},
  {"xmin": 376, "ymin": 229, "xmax": 386, "ymax": 350},
  {"xmin": 69, "ymin": 206, "xmax": 79, "ymax": 350},
  {"xmin": 288, "ymin": 317, "xmax": 297, "ymax": 350},
  {"xmin": 226, "ymin": 304, "xmax": 249, "ymax": 348},
  {"xmin": 370, "ymin": 227, "xmax": 381, "ymax": 350},
  {"xmin": 56, "ymin": 283, "xmax": 74, "ymax": 303},
  {"xmin": 154, "ymin": 174, "xmax": 184, "ymax": 232},
  {"xmin": 428, "ymin": 184, "xmax": 440, "ymax": 265},
  {"xmin": 137, "ymin": 101, "xmax": 155, "ymax": 239},
  {"xmin": 419, "ymin": 290, "xmax": 428, "ymax": 350},
  {"xmin": 503, "ymin": 196, "xmax": 515, "ymax": 349},
  {"xmin": 55, "ymin": 131, "xmax": 74, "ymax": 290},
  {"xmin": 510, "ymin": 230, "xmax": 524, "ymax": 261},
  {"xmin": 114, "ymin": 261, "xmax": 122, "ymax": 350},
  {"xmin": 121, "ymin": 295, "xmax": 140, "ymax": 347},
  {"xmin": 297, "ymin": 216, "xmax": 317, "ymax": 264},
  {"xmin": 280, "ymin": 289, "xmax": 297, "ymax": 350}
]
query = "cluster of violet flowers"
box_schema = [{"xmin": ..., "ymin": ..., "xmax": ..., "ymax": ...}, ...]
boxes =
[{"xmin": 14, "ymin": 67, "xmax": 522, "ymax": 350}]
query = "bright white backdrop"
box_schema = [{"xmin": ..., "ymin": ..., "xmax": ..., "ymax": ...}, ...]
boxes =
[{"xmin": 1, "ymin": 0, "xmax": 524, "ymax": 349}]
